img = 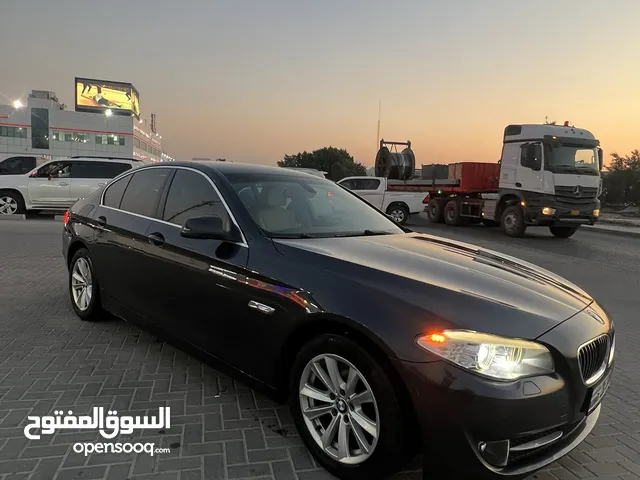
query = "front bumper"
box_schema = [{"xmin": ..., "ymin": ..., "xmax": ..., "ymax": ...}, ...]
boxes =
[
  {"xmin": 394, "ymin": 358, "xmax": 611, "ymax": 478},
  {"xmin": 523, "ymin": 196, "xmax": 600, "ymax": 227},
  {"xmin": 393, "ymin": 309, "xmax": 615, "ymax": 478}
]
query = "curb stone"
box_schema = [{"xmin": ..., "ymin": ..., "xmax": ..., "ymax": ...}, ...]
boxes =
[
  {"xmin": 0, "ymin": 214, "xmax": 26, "ymax": 221},
  {"xmin": 583, "ymin": 224, "xmax": 640, "ymax": 238}
]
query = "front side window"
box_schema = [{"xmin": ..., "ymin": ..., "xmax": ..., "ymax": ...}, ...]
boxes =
[
  {"xmin": 226, "ymin": 173, "xmax": 404, "ymax": 238},
  {"xmin": 162, "ymin": 170, "xmax": 231, "ymax": 227},
  {"xmin": 34, "ymin": 161, "xmax": 72, "ymax": 178},
  {"xmin": 119, "ymin": 168, "xmax": 171, "ymax": 217}
]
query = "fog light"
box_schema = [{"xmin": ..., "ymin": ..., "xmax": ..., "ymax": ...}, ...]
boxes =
[
  {"xmin": 478, "ymin": 439, "xmax": 510, "ymax": 467},
  {"xmin": 542, "ymin": 207, "xmax": 556, "ymax": 215},
  {"xmin": 593, "ymin": 209, "xmax": 600, "ymax": 217}
]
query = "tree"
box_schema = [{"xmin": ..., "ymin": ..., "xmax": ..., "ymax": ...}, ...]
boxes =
[
  {"xmin": 602, "ymin": 150, "xmax": 640, "ymax": 205},
  {"xmin": 277, "ymin": 146, "xmax": 367, "ymax": 181}
]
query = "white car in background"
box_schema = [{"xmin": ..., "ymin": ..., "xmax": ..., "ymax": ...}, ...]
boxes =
[
  {"xmin": 337, "ymin": 176, "xmax": 429, "ymax": 225},
  {"xmin": 0, "ymin": 156, "xmax": 142, "ymax": 216}
]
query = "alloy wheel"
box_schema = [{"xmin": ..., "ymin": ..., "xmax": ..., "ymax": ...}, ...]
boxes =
[
  {"xmin": 389, "ymin": 209, "xmax": 405, "ymax": 224},
  {"xmin": 0, "ymin": 196, "xmax": 18, "ymax": 215},
  {"xmin": 299, "ymin": 354, "xmax": 380, "ymax": 465},
  {"xmin": 71, "ymin": 257, "xmax": 93, "ymax": 311}
]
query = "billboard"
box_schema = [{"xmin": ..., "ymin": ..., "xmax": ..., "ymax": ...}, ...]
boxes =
[{"xmin": 75, "ymin": 77, "xmax": 140, "ymax": 118}]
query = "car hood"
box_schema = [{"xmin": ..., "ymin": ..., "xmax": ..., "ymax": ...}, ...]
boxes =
[{"xmin": 274, "ymin": 232, "xmax": 593, "ymax": 337}]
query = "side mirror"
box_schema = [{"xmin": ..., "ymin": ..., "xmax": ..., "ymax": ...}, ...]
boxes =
[
  {"xmin": 180, "ymin": 215, "xmax": 241, "ymax": 242},
  {"xmin": 597, "ymin": 148, "xmax": 603, "ymax": 170}
]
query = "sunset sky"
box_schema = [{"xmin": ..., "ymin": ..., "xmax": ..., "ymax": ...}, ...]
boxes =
[{"xmin": 1, "ymin": 0, "xmax": 638, "ymax": 167}]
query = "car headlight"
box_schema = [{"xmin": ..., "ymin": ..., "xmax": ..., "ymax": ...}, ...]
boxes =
[{"xmin": 416, "ymin": 330, "xmax": 555, "ymax": 381}]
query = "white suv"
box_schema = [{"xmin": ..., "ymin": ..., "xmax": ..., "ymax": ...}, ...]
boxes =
[{"xmin": 0, "ymin": 156, "xmax": 142, "ymax": 216}]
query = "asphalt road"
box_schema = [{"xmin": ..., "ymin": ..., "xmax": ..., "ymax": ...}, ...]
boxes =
[{"xmin": 0, "ymin": 217, "xmax": 639, "ymax": 480}]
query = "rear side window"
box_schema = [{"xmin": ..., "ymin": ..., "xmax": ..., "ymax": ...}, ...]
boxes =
[
  {"xmin": 162, "ymin": 169, "xmax": 230, "ymax": 227},
  {"xmin": 71, "ymin": 161, "xmax": 132, "ymax": 179},
  {"xmin": 351, "ymin": 178, "xmax": 380, "ymax": 190},
  {"xmin": 103, "ymin": 175, "xmax": 133, "ymax": 209},
  {"xmin": 119, "ymin": 169, "xmax": 171, "ymax": 217}
]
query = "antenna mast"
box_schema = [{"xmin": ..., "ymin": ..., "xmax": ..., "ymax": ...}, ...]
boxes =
[{"xmin": 376, "ymin": 100, "xmax": 381, "ymax": 149}]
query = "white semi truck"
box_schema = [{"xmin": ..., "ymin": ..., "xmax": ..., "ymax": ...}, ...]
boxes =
[{"xmin": 420, "ymin": 123, "xmax": 604, "ymax": 238}]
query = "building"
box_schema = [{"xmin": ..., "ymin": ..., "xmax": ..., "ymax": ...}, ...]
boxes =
[{"xmin": 0, "ymin": 82, "xmax": 171, "ymax": 168}]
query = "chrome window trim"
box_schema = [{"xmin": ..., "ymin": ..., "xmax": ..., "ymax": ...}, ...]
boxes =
[{"xmin": 99, "ymin": 165, "xmax": 249, "ymax": 248}]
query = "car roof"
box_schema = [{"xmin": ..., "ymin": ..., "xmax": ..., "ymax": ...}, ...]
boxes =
[
  {"xmin": 55, "ymin": 156, "xmax": 141, "ymax": 163},
  {"xmin": 152, "ymin": 161, "xmax": 324, "ymax": 179}
]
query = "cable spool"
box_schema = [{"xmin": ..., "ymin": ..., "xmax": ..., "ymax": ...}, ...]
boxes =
[{"xmin": 374, "ymin": 143, "xmax": 416, "ymax": 180}]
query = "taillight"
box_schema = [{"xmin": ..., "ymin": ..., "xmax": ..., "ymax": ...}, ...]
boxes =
[
  {"xmin": 63, "ymin": 211, "xmax": 69, "ymax": 225},
  {"xmin": 422, "ymin": 194, "xmax": 430, "ymax": 204}
]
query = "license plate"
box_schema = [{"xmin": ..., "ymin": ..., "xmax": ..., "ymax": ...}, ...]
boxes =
[
  {"xmin": 570, "ymin": 210, "xmax": 580, "ymax": 216},
  {"xmin": 588, "ymin": 370, "xmax": 612, "ymax": 413}
]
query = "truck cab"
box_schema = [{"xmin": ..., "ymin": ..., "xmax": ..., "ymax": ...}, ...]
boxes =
[{"xmin": 491, "ymin": 123, "xmax": 602, "ymax": 237}]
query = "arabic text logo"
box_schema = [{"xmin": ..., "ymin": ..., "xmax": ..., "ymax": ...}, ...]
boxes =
[{"xmin": 24, "ymin": 407, "xmax": 170, "ymax": 440}]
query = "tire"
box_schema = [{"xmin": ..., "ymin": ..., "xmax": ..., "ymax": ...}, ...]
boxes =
[
  {"xmin": 549, "ymin": 226, "xmax": 579, "ymax": 238},
  {"xmin": 500, "ymin": 205, "xmax": 527, "ymax": 237},
  {"xmin": 69, "ymin": 248, "xmax": 104, "ymax": 321},
  {"xmin": 443, "ymin": 200, "xmax": 461, "ymax": 226},
  {"xmin": 427, "ymin": 198, "xmax": 444, "ymax": 223},
  {"xmin": 290, "ymin": 334, "xmax": 408, "ymax": 480},
  {"xmin": 386, "ymin": 204, "xmax": 409, "ymax": 225},
  {"xmin": 0, "ymin": 190, "xmax": 26, "ymax": 216}
]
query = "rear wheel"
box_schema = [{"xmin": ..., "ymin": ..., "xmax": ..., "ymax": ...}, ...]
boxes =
[
  {"xmin": 69, "ymin": 248, "xmax": 104, "ymax": 321},
  {"xmin": 549, "ymin": 226, "xmax": 579, "ymax": 238},
  {"xmin": 500, "ymin": 205, "xmax": 526, "ymax": 237},
  {"xmin": 444, "ymin": 200, "xmax": 461, "ymax": 226},
  {"xmin": 290, "ymin": 335, "xmax": 408, "ymax": 480},
  {"xmin": 427, "ymin": 198, "xmax": 444, "ymax": 223},
  {"xmin": 386, "ymin": 204, "xmax": 409, "ymax": 225},
  {"xmin": 0, "ymin": 191, "xmax": 25, "ymax": 216}
]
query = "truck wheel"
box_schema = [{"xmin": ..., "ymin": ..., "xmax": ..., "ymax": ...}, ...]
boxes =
[
  {"xmin": 386, "ymin": 204, "xmax": 409, "ymax": 225},
  {"xmin": 444, "ymin": 201, "xmax": 461, "ymax": 226},
  {"xmin": 549, "ymin": 226, "xmax": 578, "ymax": 238},
  {"xmin": 427, "ymin": 198, "xmax": 444, "ymax": 223},
  {"xmin": 500, "ymin": 205, "xmax": 526, "ymax": 237}
]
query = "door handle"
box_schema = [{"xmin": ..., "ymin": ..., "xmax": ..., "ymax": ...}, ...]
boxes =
[
  {"xmin": 96, "ymin": 215, "xmax": 107, "ymax": 227},
  {"xmin": 248, "ymin": 300, "xmax": 275, "ymax": 315},
  {"xmin": 515, "ymin": 182, "xmax": 522, "ymax": 188},
  {"xmin": 147, "ymin": 232, "xmax": 165, "ymax": 246},
  {"xmin": 59, "ymin": 182, "xmax": 69, "ymax": 186},
  {"xmin": 97, "ymin": 182, "xmax": 106, "ymax": 187}
]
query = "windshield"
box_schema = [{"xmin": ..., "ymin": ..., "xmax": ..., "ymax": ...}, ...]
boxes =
[
  {"xmin": 225, "ymin": 172, "xmax": 405, "ymax": 238},
  {"xmin": 547, "ymin": 144, "xmax": 600, "ymax": 175}
]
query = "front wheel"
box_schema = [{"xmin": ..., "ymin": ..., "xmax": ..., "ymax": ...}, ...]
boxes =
[
  {"xmin": 500, "ymin": 205, "xmax": 527, "ymax": 237},
  {"xmin": 290, "ymin": 335, "xmax": 408, "ymax": 480},
  {"xmin": 549, "ymin": 226, "xmax": 579, "ymax": 238}
]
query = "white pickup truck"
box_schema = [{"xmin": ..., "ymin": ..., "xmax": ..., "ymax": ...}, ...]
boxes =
[{"xmin": 337, "ymin": 176, "xmax": 429, "ymax": 225}]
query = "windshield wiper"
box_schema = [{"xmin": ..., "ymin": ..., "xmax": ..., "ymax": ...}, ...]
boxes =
[
  {"xmin": 333, "ymin": 230, "xmax": 394, "ymax": 238},
  {"xmin": 269, "ymin": 233, "xmax": 317, "ymax": 239}
]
